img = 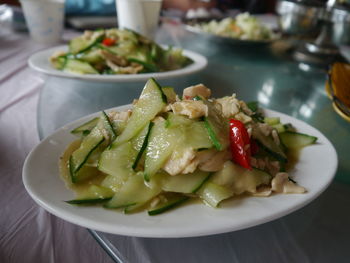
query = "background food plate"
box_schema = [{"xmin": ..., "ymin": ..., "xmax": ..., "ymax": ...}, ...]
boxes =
[
  {"xmin": 28, "ymin": 45, "xmax": 208, "ymax": 82},
  {"xmin": 184, "ymin": 24, "xmax": 277, "ymax": 46},
  {"xmin": 22, "ymin": 105, "xmax": 337, "ymax": 238}
]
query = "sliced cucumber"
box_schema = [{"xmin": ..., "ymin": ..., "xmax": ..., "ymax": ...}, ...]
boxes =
[
  {"xmin": 200, "ymin": 98, "xmax": 229, "ymax": 151},
  {"xmin": 69, "ymin": 34, "xmax": 103, "ymax": 54},
  {"xmin": 132, "ymin": 121, "xmax": 153, "ymax": 170},
  {"xmin": 271, "ymin": 123, "xmax": 286, "ymax": 133},
  {"xmin": 104, "ymin": 173, "xmax": 161, "ymax": 209},
  {"xmin": 101, "ymin": 111, "xmax": 117, "ymax": 143},
  {"xmin": 66, "ymin": 198, "xmax": 111, "ymax": 205},
  {"xmin": 63, "ymin": 59, "xmax": 99, "ymax": 75},
  {"xmin": 69, "ymin": 160, "xmax": 100, "ymax": 183},
  {"xmin": 71, "ymin": 117, "xmax": 99, "ymax": 136},
  {"xmin": 144, "ymin": 119, "xmax": 181, "ymax": 181},
  {"xmin": 197, "ymin": 182, "xmax": 234, "ymax": 208},
  {"xmin": 211, "ymin": 161, "xmax": 271, "ymax": 195},
  {"xmin": 160, "ymin": 170, "xmax": 211, "ymax": 194},
  {"xmin": 113, "ymin": 78, "xmax": 166, "ymax": 146},
  {"xmin": 186, "ymin": 121, "xmax": 213, "ymax": 150},
  {"xmin": 162, "ymin": 86, "xmax": 177, "ymax": 103},
  {"xmin": 280, "ymin": 131, "xmax": 317, "ymax": 149},
  {"xmin": 264, "ymin": 117, "xmax": 280, "ymax": 125},
  {"xmin": 70, "ymin": 126, "xmax": 105, "ymax": 183},
  {"xmin": 148, "ymin": 193, "xmax": 189, "ymax": 216},
  {"xmin": 51, "ymin": 55, "xmax": 67, "ymax": 70},
  {"xmin": 127, "ymin": 58, "xmax": 158, "ymax": 72},
  {"xmin": 78, "ymin": 48, "xmax": 103, "ymax": 64},
  {"xmin": 65, "ymin": 185, "xmax": 114, "ymax": 204},
  {"xmin": 98, "ymin": 141, "xmax": 137, "ymax": 182},
  {"xmin": 252, "ymin": 125, "xmax": 287, "ymax": 162},
  {"xmin": 166, "ymin": 112, "xmax": 193, "ymax": 128}
]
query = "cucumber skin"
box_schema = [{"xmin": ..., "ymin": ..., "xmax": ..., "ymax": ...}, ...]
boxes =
[
  {"xmin": 102, "ymin": 111, "xmax": 117, "ymax": 142},
  {"xmin": 148, "ymin": 196, "xmax": 189, "ymax": 216},
  {"xmin": 280, "ymin": 131, "xmax": 317, "ymax": 149},
  {"xmin": 132, "ymin": 122, "xmax": 154, "ymax": 170},
  {"xmin": 65, "ymin": 198, "xmax": 112, "ymax": 205}
]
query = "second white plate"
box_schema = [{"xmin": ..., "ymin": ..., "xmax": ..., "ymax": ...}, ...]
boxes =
[
  {"xmin": 22, "ymin": 106, "xmax": 337, "ymax": 238},
  {"xmin": 28, "ymin": 45, "xmax": 208, "ymax": 82}
]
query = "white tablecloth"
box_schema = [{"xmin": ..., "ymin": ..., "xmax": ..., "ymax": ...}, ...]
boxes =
[{"xmin": 0, "ymin": 28, "xmax": 113, "ymax": 263}]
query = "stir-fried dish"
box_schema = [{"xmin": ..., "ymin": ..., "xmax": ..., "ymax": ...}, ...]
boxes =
[
  {"xmin": 50, "ymin": 29, "xmax": 193, "ymax": 75},
  {"xmin": 195, "ymin": 13, "xmax": 276, "ymax": 41},
  {"xmin": 60, "ymin": 79, "xmax": 317, "ymax": 215}
]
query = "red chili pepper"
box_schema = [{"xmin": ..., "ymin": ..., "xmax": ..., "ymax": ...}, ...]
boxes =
[
  {"xmin": 229, "ymin": 119, "xmax": 252, "ymax": 169},
  {"xmin": 102, "ymin": 38, "xmax": 116, "ymax": 46}
]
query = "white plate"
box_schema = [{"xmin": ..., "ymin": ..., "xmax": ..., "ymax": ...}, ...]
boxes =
[
  {"xmin": 22, "ymin": 106, "xmax": 337, "ymax": 238},
  {"xmin": 28, "ymin": 45, "xmax": 208, "ymax": 82}
]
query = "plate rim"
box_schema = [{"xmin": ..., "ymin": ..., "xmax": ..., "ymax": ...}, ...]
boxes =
[
  {"xmin": 28, "ymin": 45, "xmax": 208, "ymax": 83},
  {"xmin": 22, "ymin": 106, "xmax": 338, "ymax": 238}
]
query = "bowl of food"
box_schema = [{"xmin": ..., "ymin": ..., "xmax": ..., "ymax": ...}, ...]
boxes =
[
  {"xmin": 185, "ymin": 13, "xmax": 279, "ymax": 45},
  {"xmin": 23, "ymin": 78, "xmax": 337, "ymax": 237},
  {"xmin": 28, "ymin": 28, "xmax": 207, "ymax": 82}
]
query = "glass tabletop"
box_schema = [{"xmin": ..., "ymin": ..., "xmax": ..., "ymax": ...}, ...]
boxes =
[{"xmin": 37, "ymin": 23, "xmax": 350, "ymax": 263}]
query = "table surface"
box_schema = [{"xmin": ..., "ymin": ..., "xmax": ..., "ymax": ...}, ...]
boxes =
[{"xmin": 2, "ymin": 20, "xmax": 350, "ymax": 263}]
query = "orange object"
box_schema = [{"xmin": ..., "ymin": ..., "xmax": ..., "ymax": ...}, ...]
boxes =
[{"xmin": 327, "ymin": 62, "xmax": 350, "ymax": 121}]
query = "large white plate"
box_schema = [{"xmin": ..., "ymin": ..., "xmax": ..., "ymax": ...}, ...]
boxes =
[
  {"xmin": 28, "ymin": 45, "xmax": 208, "ymax": 82},
  {"xmin": 22, "ymin": 106, "xmax": 337, "ymax": 238}
]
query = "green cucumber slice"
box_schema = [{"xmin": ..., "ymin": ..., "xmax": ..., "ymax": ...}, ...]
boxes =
[
  {"xmin": 280, "ymin": 131, "xmax": 317, "ymax": 149},
  {"xmin": 186, "ymin": 121, "xmax": 213, "ymax": 150},
  {"xmin": 69, "ymin": 126, "xmax": 105, "ymax": 182},
  {"xmin": 271, "ymin": 123, "xmax": 286, "ymax": 133},
  {"xmin": 98, "ymin": 141, "xmax": 137, "ymax": 182},
  {"xmin": 197, "ymin": 182, "xmax": 234, "ymax": 208},
  {"xmin": 160, "ymin": 170, "xmax": 211, "ymax": 194},
  {"xmin": 104, "ymin": 173, "xmax": 161, "ymax": 209},
  {"xmin": 65, "ymin": 198, "xmax": 111, "ymax": 205},
  {"xmin": 132, "ymin": 122, "xmax": 153, "ymax": 170},
  {"xmin": 65, "ymin": 185, "xmax": 114, "ymax": 204},
  {"xmin": 101, "ymin": 111, "xmax": 117, "ymax": 143},
  {"xmin": 211, "ymin": 161, "xmax": 271, "ymax": 195},
  {"xmin": 63, "ymin": 59, "xmax": 99, "ymax": 74},
  {"xmin": 264, "ymin": 117, "xmax": 280, "ymax": 125},
  {"xmin": 162, "ymin": 86, "xmax": 177, "ymax": 103},
  {"xmin": 148, "ymin": 193, "xmax": 189, "ymax": 216},
  {"xmin": 252, "ymin": 125, "xmax": 287, "ymax": 162},
  {"xmin": 71, "ymin": 117, "xmax": 99, "ymax": 136},
  {"xmin": 144, "ymin": 119, "xmax": 182, "ymax": 181},
  {"xmin": 113, "ymin": 78, "xmax": 166, "ymax": 146},
  {"xmin": 69, "ymin": 34, "xmax": 103, "ymax": 54},
  {"xmin": 196, "ymin": 97, "xmax": 229, "ymax": 151}
]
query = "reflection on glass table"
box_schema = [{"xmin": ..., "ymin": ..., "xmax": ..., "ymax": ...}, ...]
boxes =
[{"xmin": 37, "ymin": 23, "xmax": 350, "ymax": 263}]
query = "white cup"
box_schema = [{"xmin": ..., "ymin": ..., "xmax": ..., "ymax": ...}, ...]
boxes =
[
  {"xmin": 20, "ymin": 0, "xmax": 65, "ymax": 45},
  {"xmin": 116, "ymin": 0, "xmax": 162, "ymax": 39}
]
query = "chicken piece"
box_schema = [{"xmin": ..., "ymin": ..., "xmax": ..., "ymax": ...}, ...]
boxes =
[
  {"xmin": 239, "ymin": 101, "xmax": 254, "ymax": 116},
  {"xmin": 183, "ymin": 84, "xmax": 211, "ymax": 100},
  {"xmin": 234, "ymin": 112, "xmax": 252, "ymax": 124},
  {"xmin": 199, "ymin": 150, "xmax": 231, "ymax": 172},
  {"xmin": 252, "ymin": 186, "xmax": 272, "ymax": 197},
  {"xmin": 170, "ymin": 100, "xmax": 208, "ymax": 119},
  {"xmin": 214, "ymin": 95, "xmax": 241, "ymax": 118},
  {"xmin": 101, "ymin": 50, "xmax": 128, "ymax": 67},
  {"xmin": 257, "ymin": 123, "xmax": 273, "ymax": 137},
  {"xmin": 108, "ymin": 110, "xmax": 132, "ymax": 122},
  {"xmin": 271, "ymin": 173, "xmax": 306, "ymax": 194},
  {"xmin": 163, "ymin": 148, "xmax": 196, "ymax": 175},
  {"xmin": 106, "ymin": 60, "xmax": 143, "ymax": 74}
]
